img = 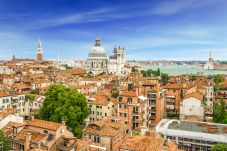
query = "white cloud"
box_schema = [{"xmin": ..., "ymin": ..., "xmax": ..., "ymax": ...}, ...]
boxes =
[{"xmin": 151, "ymin": 0, "xmax": 221, "ymax": 16}]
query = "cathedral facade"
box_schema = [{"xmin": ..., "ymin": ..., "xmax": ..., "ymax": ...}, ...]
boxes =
[{"xmin": 86, "ymin": 36, "xmax": 126, "ymax": 75}]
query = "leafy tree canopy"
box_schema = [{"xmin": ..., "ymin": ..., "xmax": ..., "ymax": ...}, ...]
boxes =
[
  {"xmin": 111, "ymin": 88, "xmax": 119, "ymax": 98},
  {"xmin": 31, "ymin": 89, "xmax": 39, "ymax": 94},
  {"xmin": 25, "ymin": 94, "xmax": 35, "ymax": 101},
  {"xmin": 37, "ymin": 84, "xmax": 89, "ymax": 138},
  {"xmin": 212, "ymin": 144, "xmax": 227, "ymax": 151},
  {"xmin": 213, "ymin": 99, "xmax": 227, "ymax": 124},
  {"xmin": 161, "ymin": 73, "xmax": 170, "ymax": 84},
  {"xmin": 62, "ymin": 64, "xmax": 73, "ymax": 69},
  {"xmin": 140, "ymin": 68, "xmax": 161, "ymax": 77},
  {"xmin": 0, "ymin": 130, "xmax": 10, "ymax": 151}
]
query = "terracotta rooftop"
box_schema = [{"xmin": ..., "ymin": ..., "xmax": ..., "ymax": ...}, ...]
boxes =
[
  {"xmin": 14, "ymin": 128, "xmax": 47, "ymax": 143},
  {"xmin": 184, "ymin": 92, "xmax": 204, "ymax": 101},
  {"xmin": 65, "ymin": 68, "xmax": 87, "ymax": 75},
  {"xmin": 83, "ymin": 119, "xmax": 130, "ymax": 137},
  {"xmin": 26, "ymin": 119, "xmax": 62, "ymax": 131},
  {"xmin": 119, "ymin": 135, "xmax": 164, "ymax": 151}
]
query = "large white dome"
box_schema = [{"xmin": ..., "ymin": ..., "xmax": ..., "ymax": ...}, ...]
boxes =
[{"xmin": 88, "ymin": 36, "xmax": 107, "ymax": 58}]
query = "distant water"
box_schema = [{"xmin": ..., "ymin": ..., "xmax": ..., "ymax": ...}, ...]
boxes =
[{"xmin": 143, "ymin": 65, "xmax": 227, "ymax": 76}]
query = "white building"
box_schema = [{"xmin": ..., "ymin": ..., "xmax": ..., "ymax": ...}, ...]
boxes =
[
  {"xmin": 108, "ymin": 45, "xmax": 125, "ymax": 75},
  {"xmin": 86, "ymin": 36, "xmax": 126, "ymax": 76},
  {"xmin": 156, "ymin": 119, "xmax": 227, "ymax": 151},
  {"xmin": 86, "ymin": 36, "xmax": 108, "ymax": 75},
  {"xmin": 180, "ymin": 92, "xmax": 204, "ymax": 121},
  {"xmin": 204, "ymin": 51, "xmax": 214, "ymax": 70},
  {"xmin": 0, "ymin": 65, "xmax": 14, "ymax": 74}
]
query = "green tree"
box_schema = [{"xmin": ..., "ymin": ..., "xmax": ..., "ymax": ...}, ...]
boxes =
[
  {"xmin": 63, "ymin": 64, "xmax": 73, "ymax": 69},
  {"xmin": 0, "ymin": 130, "xmax": 10, "ymax": 151},
  {"xmin": 98, "ymin": 71, "xmax": 106, "ymax": 76},
  {"xmin": 161, "ymin": 73, "xmax": 169, "ymax": 84},
  {"xmin": 213, "ymin": 99, "xmax": 227, "ymax": 124},
  {"xmin": 111, "ymin": 88, "xmax": 119, "ymax": 98},
  {"xmin": 25, "ymin": 94, "xmax": 35, "ymax": 101},
  {"xmin": 87, "ymin": 71, "xmax": 94, "ymax": 78},
  {"xmin": 31, "ymin": 89, "xmax": 39, "ymax": 94},
  {"xmin": 212, "ymin": 144, "xmax": 227, "ymax": 151},
  {"xmin": 213, "ymin": 75, "xmax": 224, "ymax": 90},
  {"xmin": 140, "ymin": 69, "xmax": 161, "ymax": 77},
  {"xmin": 132, "ymin": 67, "xmax": 139, "ymax": 73},
  {"xmin": 157, "ymin": 68, "xmax": 161, "ymax": 76},
  {"xmin": 37, "ymin": 84, "xmax": 89, "ymax": 138}
]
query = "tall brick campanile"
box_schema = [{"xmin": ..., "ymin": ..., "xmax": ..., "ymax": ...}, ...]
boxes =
[{"xmin": 37, "ymin": 39, "xmax": 43, "ymax": 62}]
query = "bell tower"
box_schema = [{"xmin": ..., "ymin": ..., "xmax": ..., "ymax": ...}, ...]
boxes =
[{"xmin": 37, "ymin": 39, "xmax": 43, "ymax": 62}]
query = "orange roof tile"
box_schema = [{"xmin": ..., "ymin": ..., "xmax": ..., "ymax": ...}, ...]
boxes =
[{"xmin": 27, "ymin": 119, "xmax": 61, "ymax": 131}]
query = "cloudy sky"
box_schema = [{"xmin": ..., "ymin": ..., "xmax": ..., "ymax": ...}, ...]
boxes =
[{"xmin": 0, "ymin": 0, "xmax": 227, "ymax": 61}]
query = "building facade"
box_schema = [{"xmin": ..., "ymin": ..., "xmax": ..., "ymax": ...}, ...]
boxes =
[{"xmin": 86, "ymin": 36, "xmax": 126, "ymax": 76}]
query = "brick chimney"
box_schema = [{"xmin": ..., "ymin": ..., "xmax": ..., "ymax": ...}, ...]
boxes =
[{"xmin": 24, "ymin": 133, "xmax": 31, "ymax": 151}]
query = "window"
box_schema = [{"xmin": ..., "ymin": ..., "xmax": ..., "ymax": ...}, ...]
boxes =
[
  {"xmin": 125, "ymin": 121, "xmax": 128, "ymax": 124},
  {"xmin": 112, "ymin": 105, "xmax": 114, "ymax": 108},
  {"xmin": 133, "ymin": 116, "xmax": 138, "ymax": 121},
  {"xmin": 124, "ymin": 105, "xmax": 127, "ymax": 109},
  {"xmin": 105, "ymin": 113, "xmax": 107, "ymax": 116},
  {"xmin": 19, "ymin": 144, "xmax": 24, "ymax": 150},
  {"xmin": 133, "ymin": 107, "xmax": 138, "ymax": 113},
  {"xmin": 89, "ymin": 135, "xmax": 91, "ymax": 139},
  {"xmin": 133, "ymin": 122, "xmax": 138, "ymax": 128},
  {"xmin": 119, "ymin": 104, "xmax": 122, "ymax": 108},
  {"xmin": 119, "ymin": 97, "xmax": 122, "ymax": 102},
  {"xmin": 124, "ymin": 113, "xmax": 127, "ymax": 117},
  {"xmin": 94, "ymin": 136, "xmax": 100, "ymax": 143},
  {"xmin": 127, "ymin": 97, "xmax": 132, "ymax": 104}
]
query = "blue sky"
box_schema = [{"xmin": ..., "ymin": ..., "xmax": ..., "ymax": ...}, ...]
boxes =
[{"xmin": 0, "ymin": 0, "xmax": 227, "ymax": 61}]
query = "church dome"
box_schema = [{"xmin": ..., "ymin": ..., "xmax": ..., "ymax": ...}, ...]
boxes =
[{"xmin": 88, "ymin": 36, "xmax": 107, "ymax": 58}]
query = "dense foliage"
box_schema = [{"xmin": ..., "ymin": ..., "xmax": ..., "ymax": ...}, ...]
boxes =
[
  {"xmin": 25, "ymin": 94, "xmax": 35, "ymax": 101},
  {"xmin": 111, "ymin": 88, "xmax": 119, "ymax": 98},
  {"xmin": 62, "ymin": 64, "xmax": 73, "ymax": 69},
  {"xmin": 132, "ymin": 67, "xmax": 139, "ymax": 73},
  {"xmin": 140, "ymin": 68, "xmax": 161, "ymax": 77},
  {"xmin": 213, "ymin": 75, "xmax": 224, "ymax": 90},
  {"xmin": 213, "ymin": 99, "xmax": 227, "ymax": 124},
  {"xmin": 37, "ymin": 84, "xmax": 89, "ymax": 138},
  {"xmin": 220, "ymin": 61, "xmax": 227, "ymax": 65},
  {"xmin": 87, "ymin": 71, "xmax": 94, "ymax": 78},
  {"xmin": 31, "ymin": 89, "xmax": 39, "ymax": 94},
  {"xmin": 212, "ymin": 144, "xmax": 227, "ymax": 151},
  {"xmin": 161, "ymin": 73, "xmax": 169, "ymax": 84},
  {"xmin": 0, "ymin": 130, "xmax": 10, "ymax": 151}
]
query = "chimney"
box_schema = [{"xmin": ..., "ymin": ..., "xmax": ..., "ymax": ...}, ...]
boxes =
[{"xmin": 24, "ymin": 133, "xmax": 31, "ymax": 151}]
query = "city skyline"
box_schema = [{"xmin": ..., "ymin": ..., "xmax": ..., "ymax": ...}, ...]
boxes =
[{"xmin": 0, "ymin": 0, "xmax": 227, "ymax": 61}]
